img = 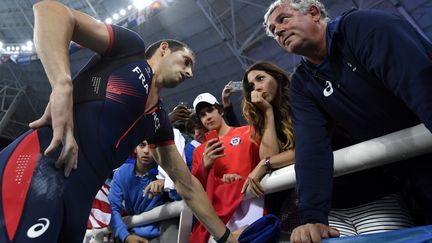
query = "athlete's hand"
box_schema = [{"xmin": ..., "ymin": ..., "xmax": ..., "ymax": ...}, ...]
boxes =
[
  {"xmin": 125, "ymin": 234, "xmax": 149, "ymax": 243},
  {"xmin": 203, "ymin": 138, "xmax": 225, "ymax": 171},
  {"xmin": 227, "ymin": 233, "xmax": 240, "ymax": 243},
  {"xmin": 290, "ymin": 223, "xmax": 340, "ymax": 243},
  {"xmin": 251, "ymin": 90, "xmax": 272, "ymax": 112},
  {"xmin": 143, "ymin": 179, "xmax": 165, "ymax": 199},
  {"xmin": 232, "ymin": 225, "xmax": 248, "ymax": 240},
  {"xmin": 241, "ymin": 160, "xmax": 266, "ymax": 197},
  {"xmin": 29, "ymin": 87, "xmax": 78, "ymax": 177}
]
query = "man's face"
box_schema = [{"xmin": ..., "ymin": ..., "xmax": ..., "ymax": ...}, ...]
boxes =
[
  {"xmin": 158, "ymin": 48, "xmax": 195, "ymax": 88},
  {"xmin": 135, "ymin": 140, "xmax": 153, "ymax": 165},
  {"xmin": 267, "ymin": 4, "xmax": 320, "ymax": 54},
  {"xmin": 197, "ymin": 105, "xmax": 223, "ymax": 132}
]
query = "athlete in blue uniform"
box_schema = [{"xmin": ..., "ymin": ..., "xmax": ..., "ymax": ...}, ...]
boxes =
[{"xmin": 0, "ymin": 1, "xmax": 235, "ymax": 243}]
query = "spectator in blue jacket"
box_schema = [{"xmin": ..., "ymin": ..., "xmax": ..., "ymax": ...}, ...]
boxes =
[
  {"xmin": 109, "ymin": 140, "xmax": 165, "ymax": 243},
  {"xmin": 264, "ymin": 0, "xmax": 432, "ymax": 242}
]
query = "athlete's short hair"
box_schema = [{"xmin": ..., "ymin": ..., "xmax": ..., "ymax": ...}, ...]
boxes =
[{"xmin": 145, "ymin": 39, "xmax": 192, "ymax": 59}]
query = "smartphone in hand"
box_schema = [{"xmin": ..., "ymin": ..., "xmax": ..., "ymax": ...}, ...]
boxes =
[
  {"xmin": 231, "ymin": 81, "xmax": 243, "ymax": 92},
  {"xmin": 205, "ymin": 130, "xmax": 219, "ymax": 141}
]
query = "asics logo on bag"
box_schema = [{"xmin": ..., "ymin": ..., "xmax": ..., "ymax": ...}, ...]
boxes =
[
  {"xmin": 27, "ymin": 218, "xmax": 50, "ymax": 238},
  {"xmin": 323, "ymin": 81, "xmax": 334, "ymax": 97}
]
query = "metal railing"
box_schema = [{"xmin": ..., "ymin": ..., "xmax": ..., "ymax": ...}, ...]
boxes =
[{"xmin": 85, "ymin": 124, "xmax": 432, "ymax": 242}]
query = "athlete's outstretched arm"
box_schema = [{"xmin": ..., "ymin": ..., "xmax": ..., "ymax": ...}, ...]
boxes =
[
  {"xmin": 153, "ymin": 144, "xmax": 237, "ymax": 242},
  {"xmin": 32, "ymin": 0, "xmax": 110, "ymax": 176}
]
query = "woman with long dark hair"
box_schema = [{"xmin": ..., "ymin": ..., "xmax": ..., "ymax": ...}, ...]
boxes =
[
  {"xmin": 241, "ymin": 61, "xmax": 295, "ymax": 194},
  {"xmin": 241, "ymin": 61, "xmax": 298, "ymax": 236}
]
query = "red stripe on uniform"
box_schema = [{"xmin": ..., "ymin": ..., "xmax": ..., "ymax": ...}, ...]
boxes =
[
  {"xmin": 2, "ymin": 131, "xmax": 40, "ymax": 241},
  {"xmin": 115, "ymin": 113, "xmax": 145, "ymax": 149},
  {"xmin": 156, "ymin": 140, "xmax": 175, "ymax": 147},
  {"xmin": 148, "ymin": 140, "xmax": 174, "ymax": 149},
  {"xmin": 105, "ymin": 24, "xmax": 114, "ymax": 54}
]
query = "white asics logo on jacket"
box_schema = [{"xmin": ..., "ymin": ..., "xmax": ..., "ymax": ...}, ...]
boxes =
[
  {"xmin": 27, "ymin": 218, "xmax": 50, "ymax": 239},
  {"xmin": 323, "ymin": 81, "xmax": 334, "ymax": 97}
]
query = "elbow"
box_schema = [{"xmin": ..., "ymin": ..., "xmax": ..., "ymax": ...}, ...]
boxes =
[
  {"xmin": 33, "ymin": 1, "xmax": 74, "ymax": 23},
  {"xmin": 33, "ymin": 1, "xmax": 56, "ymax": 14}
]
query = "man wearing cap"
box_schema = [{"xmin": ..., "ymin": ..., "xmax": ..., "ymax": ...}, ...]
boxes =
[{"xmin": 189, "ymin": 93, "xmax": 263, "ymax": 243}]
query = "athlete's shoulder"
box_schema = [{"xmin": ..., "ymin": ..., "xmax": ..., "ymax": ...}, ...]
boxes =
[{"xmin": 103, "ymin": 24, "xmax": 146, "ymax": 58}]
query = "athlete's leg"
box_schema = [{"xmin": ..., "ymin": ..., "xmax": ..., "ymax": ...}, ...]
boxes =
[
  {"xmin": 0, "ymin": 127, "xmax": 65, "ymax": 242},
  {"xmin": 58, "ymin": 151, "xmax": 107, "ymax": 243}
]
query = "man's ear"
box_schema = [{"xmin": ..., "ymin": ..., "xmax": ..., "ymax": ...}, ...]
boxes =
[
  {"xmin": 159, "ymin": 41, "xmax": 169, "ymax": 56},
  {"xmin": 309, "ymin": 5, "xmax": 321, "ymax": 22}
]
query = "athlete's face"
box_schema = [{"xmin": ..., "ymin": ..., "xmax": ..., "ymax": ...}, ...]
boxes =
[
  {"xmin": 159, "ymin": 48, "xmax": 195, "ymax": 88},
  {"xmin": 135, "ymin": 140, "xmax": 153, "ymax": 165},
  {"xmin": 247, "ymin": 70, "xmax": 278, "ymax": 103},
  {"xmin": 197, "ymin": 105, "xmax": 224, "ymax": 132}
]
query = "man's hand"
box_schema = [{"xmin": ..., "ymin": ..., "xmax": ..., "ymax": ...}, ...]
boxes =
[
  {"xmin": 241, "ymin": 160, "xmax": 267, "ymax": 197},
  {"xmin": 251, "ymin": 90, "xmax": 272, "ymax": 112},
  {"xmin": 221, "ymin": 81, "xmax": 233, "ymax": 108},
  {"xmin": 203, "ymin": 138, "xmax": 225, "ymax": 171},
  {"xmin": 29, "ymin": 87, "xmax": 78, "ymax": 177},
  {"xmin": 222, "ymin": 173, "xmax": 242, "ymax": 183},
  {"xmin": 169, "ymin": 104, "xmax": 191, "ymax": 125},
  {"xmin": 125, "ymin": 234, "xmax": 149, "ymax": 243},
  {"xmin": 226, "ymin": 232, "xmax": 240, "ymax": 243},
  {"xmin": 232, "ymin": 225, "xmax": 248, "ymax": 240},
  {"xmin": 290, "ymin": 223, "xmax": 340, "ymax": 243},
  {"xmin": 143, "ymin": 179, "xmax": 165, "ymax": 199}
]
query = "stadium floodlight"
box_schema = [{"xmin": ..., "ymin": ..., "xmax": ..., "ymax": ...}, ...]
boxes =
[
  {"xmin": 133, "ymin": 0, "xmax": 153, "ymax": 10},
  {"xmin": 120, "ymin": 9, "xmax": 126, "ymax": 15},
  {"xmin": 113, "ymin": 13, "xmax": 119, "ymax": 20},
  {"xmin": 105, "ymin": 17, "xmax": 113, "ymax": 24}
]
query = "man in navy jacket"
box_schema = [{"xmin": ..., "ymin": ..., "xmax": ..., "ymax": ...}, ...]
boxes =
[{"xmin": 264, "ymin": 0, "xmax": 432, "ymax": 242}]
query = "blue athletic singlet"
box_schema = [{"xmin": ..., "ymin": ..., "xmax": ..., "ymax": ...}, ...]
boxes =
[{"xmin": 0, "ymin": 25, "xmax": 174, "ymax": 243}]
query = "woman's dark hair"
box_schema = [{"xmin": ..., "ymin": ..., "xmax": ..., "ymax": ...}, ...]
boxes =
[{"xmin": 242, "ymin": 61, "xmax": 294, "ymax": 151}]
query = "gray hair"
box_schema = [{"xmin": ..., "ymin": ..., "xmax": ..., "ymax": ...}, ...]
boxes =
[{"xmin": 263, "ymin": 0, "xmax": 330, "ymax": 38}]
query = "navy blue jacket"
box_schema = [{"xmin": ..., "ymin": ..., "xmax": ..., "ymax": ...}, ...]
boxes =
[{"xmin": 290, "ymin": 9, "xmax": 432, "ymax": 225}]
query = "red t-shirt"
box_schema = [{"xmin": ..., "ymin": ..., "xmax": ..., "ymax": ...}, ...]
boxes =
[{"xmin": 192, "ymin": 126, "xmax": 260, "ymax": 188}]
